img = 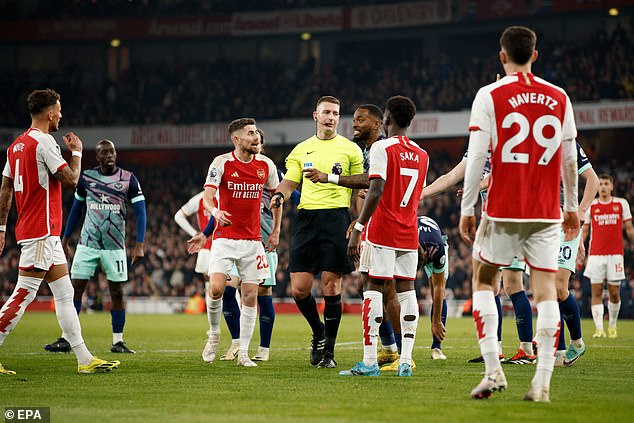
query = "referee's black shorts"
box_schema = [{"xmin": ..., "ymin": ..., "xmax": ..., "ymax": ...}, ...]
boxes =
[{"xmin": 289, "ymin": 208, "xmax": 355, "ymax": 275}]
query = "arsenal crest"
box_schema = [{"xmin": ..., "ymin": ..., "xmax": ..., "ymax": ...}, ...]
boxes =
[
  {"xmin": 613, "ymin": 205, "xmax": 619, "ymax": 212},
  {"xmin": 257, "ymin": 169, "xmax": 266, "ymax": 179}
]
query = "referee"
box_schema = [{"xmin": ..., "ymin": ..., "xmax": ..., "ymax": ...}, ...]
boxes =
[{"xmin": 272, "ymin": 96, "xmax": 363, "ymax": 368}]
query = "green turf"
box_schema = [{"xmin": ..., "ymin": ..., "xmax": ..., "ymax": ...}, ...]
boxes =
[{"xmin": 1, "ymin": 313, "xmax": 632, "ymax": 422}]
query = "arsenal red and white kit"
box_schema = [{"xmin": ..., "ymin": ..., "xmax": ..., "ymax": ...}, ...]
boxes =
[
  {"xmin": 2, "ymin": 128, "xmax": 67, "ymax": 243},
  {"xmin": 466, "ymin": 73, "xmax": 577, "ymax": 222},
  {"xmin": 461, "ymin": 73, "xmax": 578, "ymax": 271},
  {"xmin": 367, "ymin": 135, "xmax": 428, "ymax": 250},
  {"xmin": 204, "ymin": 151, "xmax": 279, "ymax": 282},
  {"xmin": 205, "ymin": 152, "xmax": 278, "ymax": 240},
  {"xmin": 583, "ymin": 197, "xmax": 631, "ymax": 282},
  {"xmin": 585, "ymin": 198, "xmax": 631, "ymax": 256},
  {"xmin": 365, "ymin": 136, "xmax": 428, "ymax": 280}
]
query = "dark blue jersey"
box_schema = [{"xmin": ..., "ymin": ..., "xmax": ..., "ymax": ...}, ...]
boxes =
[
  {"xmin": 417, "ymin": 216, "xmax": 447, "ymax": 272},
  {"xmin": 361, "ymin": 135, "xmax": 386, "ymax": 174}
]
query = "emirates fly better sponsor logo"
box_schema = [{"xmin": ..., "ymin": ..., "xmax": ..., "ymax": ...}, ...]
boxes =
[{"xmin": 227, "ymin": 181, "xmax": 264, "ymax": 199}]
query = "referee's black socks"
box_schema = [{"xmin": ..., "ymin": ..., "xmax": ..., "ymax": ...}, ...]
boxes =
[
  {"xmin": 323, "ymin": 294, "xmax": 342, "ymax": 354},
  {"xmin": 295, "ymin": 293, "xmax": 324, "ymax": 338}
]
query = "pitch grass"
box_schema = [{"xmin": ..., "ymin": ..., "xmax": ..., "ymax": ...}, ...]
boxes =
[{"xmin": 1, "ymin": 313, "xmax": 633, "ymax": 423}]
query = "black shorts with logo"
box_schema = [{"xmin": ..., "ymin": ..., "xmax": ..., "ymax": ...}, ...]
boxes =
[{"xmin": 289, "ymin": 208, "xmax": 355, "ymax": 275}]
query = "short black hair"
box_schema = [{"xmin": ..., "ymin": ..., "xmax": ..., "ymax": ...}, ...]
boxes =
[
  {"xmin": 228, "ymin": 118, "xmax": 256, "ymax": 135},
  {"xmin": 500, "ymin": 26, "xmax": 536, "ymax": 65},
  {"xmin": 386, "ymin": 96, "xmax": 416, "ymax": 128},
  {"xmin": 357, "ymin": 104, "xmax": 383, "ymax": 121},
  {"xmin": 27, "ymin": 88, "xmax": 60, "ymax": 116}
]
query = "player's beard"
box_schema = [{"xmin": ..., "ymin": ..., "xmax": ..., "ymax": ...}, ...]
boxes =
[
  {"xmin": 245, "ymin": 145, "xmax": 259, "ymax": 155},
  {"xmin": 352, "ymin": 129, "xmax": 370, "ymax": 143},
  {"xmin": 49, "ymin": 121, "xmax": 59, "ymax": 132}
]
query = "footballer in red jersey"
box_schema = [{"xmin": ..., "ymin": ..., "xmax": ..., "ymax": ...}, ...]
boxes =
[
  {"xmin": 582, "ymin": 174, "xmax": 634, "ymax": 339},
  {"xmin": 459, "ymin": 27, "xmax": 579, "ymax": 402}
]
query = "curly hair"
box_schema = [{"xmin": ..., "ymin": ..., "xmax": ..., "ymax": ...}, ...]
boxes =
[
  {"xmin": 385, "ymin": 96, "xmax": 416, "ymax": 128},
  {"xmin": 27, "ymin": 88, "xmax": 60, "ymax": 115}
]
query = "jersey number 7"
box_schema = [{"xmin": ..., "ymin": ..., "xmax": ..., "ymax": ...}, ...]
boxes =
[{"xmin": 400, "ymin": 168, "xmax": 419, "ymax": 208}]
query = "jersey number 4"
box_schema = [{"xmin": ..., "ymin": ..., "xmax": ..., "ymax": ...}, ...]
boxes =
[
  {"xmin": 13, "ymin": 159, "xmax": 24, "ymax": 192},
  {"xmin": 501, "ymin": 112, "xmax": 562, "ymax": 166}
]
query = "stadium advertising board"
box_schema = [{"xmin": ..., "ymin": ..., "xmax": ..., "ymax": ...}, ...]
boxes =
[{"xmin": 5, "ymin": 101, "xmax": 632, "ymax": 150}]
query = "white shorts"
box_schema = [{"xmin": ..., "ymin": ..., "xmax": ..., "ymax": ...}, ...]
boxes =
[
  {"xmin": 585, "ymin": 255, "xmax": 624, "ymax": 284},
  {"xmin": 474, "ymin": 216, "xmax": 560, "ymax": 272},
  {"xmin": 366, "ymin": 242, "xmax": 417, "ymax": 281},
  {"xmin": 358, "ymin": 240, "xmax": 370, "ymax": 273},
  {"xmin": 208, "ymin": 238, "xmax": 269, "ymax": 283},
  {"xmin": 19, "ymin": 236, "xmax": 66, "ymax": 271},
  {"xmin": 195, "ymin": 248, "xmax": 210, "ymax": 274}
]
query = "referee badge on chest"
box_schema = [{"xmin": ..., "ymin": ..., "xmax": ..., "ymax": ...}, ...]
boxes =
[{"xmin": 331, "ymin": 162, "xmax": 342, "ymax": 175}]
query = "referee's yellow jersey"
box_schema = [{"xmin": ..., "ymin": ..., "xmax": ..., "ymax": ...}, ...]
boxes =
[{"xmin": 285, "ymin": 134, "xmax": 364, "ymax": 210}]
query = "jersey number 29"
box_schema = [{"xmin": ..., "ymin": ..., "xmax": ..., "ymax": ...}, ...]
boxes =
[{"xmin": 501, "ymin": 112, "xmax": 562, "ymax": 166}]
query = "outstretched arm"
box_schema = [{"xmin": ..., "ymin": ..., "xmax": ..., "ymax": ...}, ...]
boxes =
[
  {"xmin": 302, "ymin": 168, "xmax": 370, "ymax": 189},
  {"xmin": 422, "ymin": 160, "xmax": 466, "ymax": 199},
  {"xmin": 174, "ymin": 209, "xmax": 198, "ymax": 237}
]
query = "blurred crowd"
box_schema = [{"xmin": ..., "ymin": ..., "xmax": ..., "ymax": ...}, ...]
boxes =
[
  {"xmin": 0, "ymin": 28, "xmax": 632, "ymax": 128},
  {"xmin": 1, "ymin": 145, "xmax": 633, "ymax": 319},
  {"xmin": 1, "ymin": 0, "xmax": 392, "ymax": 19}
]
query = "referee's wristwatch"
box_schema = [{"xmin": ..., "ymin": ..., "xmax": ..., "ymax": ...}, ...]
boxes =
[{"xmin": 271, "ymin": 192, "xmax": 285, "ymax": 207}]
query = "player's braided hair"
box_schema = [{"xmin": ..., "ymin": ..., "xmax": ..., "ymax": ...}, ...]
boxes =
[
  {"xmin": 500, "ymin": 26, "xmax": 536, "ymax": 65},
  {"xmin": 386, "ymin": 96, "xmax": 416, "ymax": 128},
  {"xmin": 27, "ymin": 88, "xmax": 60, "ymax": 115},
  {"xmin": 228, "ymin": 117, "xmax": 256, "ymax": 135}
]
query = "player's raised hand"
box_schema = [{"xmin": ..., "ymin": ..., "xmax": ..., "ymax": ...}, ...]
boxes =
[
  {"xmin": 214, "ymin": 210, "xmax": 232, "ymax": 226},
  {"xmin": 132, "ymin": 242, "xmax": 144, "ymax": 264},
  {"xmin": 459, "ymin": 215, "xmax": 476, "ymax": 245},
  {"xmin": 187, "ymin": 232, "xmax": 207, "ymax": 254},
  {"xmin": 357, "ymin": 189, "xmax": 368, "ymax": 200},
  {"xmin": 302, "ymin": 167, "xmax": 327, "ymax": 183},
  {"xmin": 562, "ymin": 211, "xmax": 580, "ymax": 241},
  {"xmin": 347, "ymin": 229, "xmax": 362, "ymax": 262},
  {"xmin": 431, "ymin": 320, "xmax": 446, "ymax": 342},
  {"xmin": 63, "ymin": 132, "xmax": 83, "ymax": 153}
]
